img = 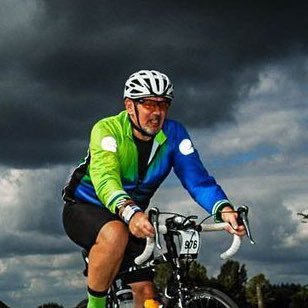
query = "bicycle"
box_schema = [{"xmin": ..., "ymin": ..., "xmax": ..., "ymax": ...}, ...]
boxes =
[{"xmin": 76, "ymin": 205, "xmax": 254, "ymax": 307}]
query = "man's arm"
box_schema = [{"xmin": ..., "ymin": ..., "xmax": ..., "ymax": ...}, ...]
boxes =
[
  {"xmin": 172, "ymin": 122, "xmax": 229, "ymax": 217},
  {"xmin": 89, "ymin": 122, "xmax": 130, "ymax": 213},
  {"xmin": 89, "ymin": 121, "xmax": 154, "ymax": 237}
]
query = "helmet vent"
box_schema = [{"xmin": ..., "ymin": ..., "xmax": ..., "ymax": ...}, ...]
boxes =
[{"xmin": 123, "ymin": 70, "xmax": 174, "ymax": 99}]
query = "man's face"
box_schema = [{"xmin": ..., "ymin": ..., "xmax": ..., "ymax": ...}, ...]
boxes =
[{"xmin": 125, "ymin": 97, "xmax": 171, "ymax": 137}]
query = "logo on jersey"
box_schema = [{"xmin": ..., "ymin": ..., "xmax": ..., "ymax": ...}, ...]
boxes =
[
  {"xmin": 179, "ymin": 139, "xmax": 194, "ymax": 155},
  {"xmin": 101, "ymin": 136, "xmax": 117, "ymax": 152}
]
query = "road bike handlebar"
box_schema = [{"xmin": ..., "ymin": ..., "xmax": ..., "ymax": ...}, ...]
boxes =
[
  {"xmin": 135, "ymin": 225, "xmax": 167, "ymax": 265},
  {"xmin": 135, "ymin": 222, "xmax": 240, "ymax": 265},
  {"xmin": 135, "ymin": 206, "xmax": 254, "ymax": 266},
  {"xmin": 200, "ymin": 222, "xmax": 242, "ymax": 260}
]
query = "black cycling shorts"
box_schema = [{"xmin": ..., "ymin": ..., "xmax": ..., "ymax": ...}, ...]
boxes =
[{"xmin": 62, "ymin": 201, "xmax": 154, "ymax": 284}]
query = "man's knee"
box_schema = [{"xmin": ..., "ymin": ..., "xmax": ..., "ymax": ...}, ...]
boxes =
[
  {"xmin": 87, "ymin": 221, "xmax": 129, "ymax": 284},
  {"xmin": 96, "ymin": 220, "xmax": 129, "ymax": 248}
]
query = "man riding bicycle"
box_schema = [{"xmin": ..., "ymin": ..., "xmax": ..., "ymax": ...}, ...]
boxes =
[{"xmin": 62, "ymin": 70, "xmax": 245, "ymax": 308}]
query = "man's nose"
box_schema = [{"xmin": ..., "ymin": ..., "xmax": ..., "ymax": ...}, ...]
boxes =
[{"xmin": 151, "ymin": 104, "xmax": 161, "ymax": 113}]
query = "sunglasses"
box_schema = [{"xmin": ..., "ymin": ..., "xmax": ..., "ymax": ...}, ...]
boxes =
[{"xmin": 135, "ymin": 98, "xmax": 171, "ymax": 111}]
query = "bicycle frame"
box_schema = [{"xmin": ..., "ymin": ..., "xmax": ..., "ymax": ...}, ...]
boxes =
[
  {"xmin": 149, "ymin": 214, "xmax": 215, "ymax": 306},
  {"xmin": 134, "ymin": 206, "xmax": 255, "ymax": 308},
  {"xmin": 159, "ymin": 228, "xmax": 199, "ymax": 306}
]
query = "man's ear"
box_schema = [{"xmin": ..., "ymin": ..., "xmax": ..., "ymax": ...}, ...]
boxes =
[{"xmin": 125, "ymin": 98, "xmax": 134, "ymax": 115}]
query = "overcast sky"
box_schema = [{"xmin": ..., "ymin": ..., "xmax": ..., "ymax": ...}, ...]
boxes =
[{"xmin": 1, "ymin": 0, "xmax": 307, "ymax": 307}]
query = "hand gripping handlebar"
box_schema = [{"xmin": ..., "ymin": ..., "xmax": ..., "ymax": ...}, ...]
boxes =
[
  {"xmin": 135, "ymin": 212, "xmax": 244, "ymax": 265},
  {"xmin": 135, "ymin": 225, "xmax": 167, "ymax": 265}
]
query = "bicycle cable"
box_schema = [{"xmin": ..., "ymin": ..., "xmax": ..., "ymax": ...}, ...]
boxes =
[{"xmin": 198, "ymin": 210, "xmax": 238, "ymax": 225}]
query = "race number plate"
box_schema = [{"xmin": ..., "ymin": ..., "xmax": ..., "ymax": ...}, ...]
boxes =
[{"xmin": 178, "ymin": 229, "xmax": 200, "ymax": 256}]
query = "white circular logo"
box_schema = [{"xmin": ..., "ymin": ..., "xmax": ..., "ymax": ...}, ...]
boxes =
[
  {"xmin": 179, "ymin": 139, "xmax": 194, "ymax": 155},
  {"xmin": 101, "ymin": 136, "xmax": 117, "ymax": 152}
]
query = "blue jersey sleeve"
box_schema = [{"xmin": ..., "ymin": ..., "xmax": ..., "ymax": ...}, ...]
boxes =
[{"xmin": 170, "ymin": 122, "xmax": 230, "ymax": 215}]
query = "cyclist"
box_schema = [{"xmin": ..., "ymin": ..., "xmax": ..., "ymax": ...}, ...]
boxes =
[{"xmin": 62, "ymin": 70, "xmax": 245, "ymax": 308}]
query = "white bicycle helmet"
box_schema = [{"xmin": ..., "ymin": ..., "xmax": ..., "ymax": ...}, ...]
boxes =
[{"xmin": 123, "ymin": 70, "xmax": 174, "ymax": 100}]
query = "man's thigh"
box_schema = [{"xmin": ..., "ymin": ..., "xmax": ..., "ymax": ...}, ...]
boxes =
[
  {"xmin": 63, "ymin": 201, "xmax": 119, "ymax": 250},
  {"xmin": 63, "ymin": 201, "xmax": 154, "ymax": 283}
]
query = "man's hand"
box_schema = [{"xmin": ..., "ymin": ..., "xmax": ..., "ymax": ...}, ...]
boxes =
[
  {"xmin": 128, "ymin": 212, "xmax": 155, "ymax": 238},
  {"xmin": 221, "ymin": 206, "xmax": 246, "ymax": 237}
]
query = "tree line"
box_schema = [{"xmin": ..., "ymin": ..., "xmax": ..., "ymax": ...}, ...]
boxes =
[
  {"xmin": 154, "ymin": 259, "xmax": 308, "ymax": 307},
  {"xmin": 1, "ymin": 260, "xmax": 306, "ymax": 307}
]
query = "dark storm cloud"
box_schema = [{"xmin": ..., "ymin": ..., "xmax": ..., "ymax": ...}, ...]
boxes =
[
  {"xmin": 0, "ymin": 166, "xmax": 74, "ymax": 257},
  {"xmin": 1, "ymin": 0, "xmax": 307, "ymax": 167}
]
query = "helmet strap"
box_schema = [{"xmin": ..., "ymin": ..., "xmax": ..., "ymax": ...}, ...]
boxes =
[{"xmin": 130, "ymin": 102, "xmax": 155, "ymax": 138}]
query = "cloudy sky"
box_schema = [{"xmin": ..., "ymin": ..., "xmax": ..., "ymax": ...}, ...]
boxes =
[{"xmin": 1, "ymin": 0, "xmax": 307, "ymax": 307}]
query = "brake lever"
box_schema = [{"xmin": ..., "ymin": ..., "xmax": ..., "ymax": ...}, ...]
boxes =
[
  {"xmin": 149, "ymin": 207, "xmax": 162, "ymax": 249},
  {"xmin": 182, "ymin": 215, "xmax": 198, "ymax": 227},
  {"xmin": 237, "ymin": 205, "xmax": 255, "ymax": 244}
]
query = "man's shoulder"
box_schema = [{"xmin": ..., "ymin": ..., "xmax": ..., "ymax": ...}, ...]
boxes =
[
  {"xmin": 91, "ymin": 111, "xmax": 130, "ymax": 137},
  {"xmin": 92, "ymin": 111, "xmax": 128, "ymax": 129},
  {"xmin": 163, "ymin": 118, "xmax": 187, "ymax": 135},
  {"xmin": 94, "ymin": 111, "xmax": 128, "ymax": 125}
]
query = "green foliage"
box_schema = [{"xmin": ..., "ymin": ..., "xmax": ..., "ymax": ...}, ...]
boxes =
[
  {"xmin": 246, "ymin": 273, "xmax": 271, "ymax": 307},
  {"xmin": 71, "ymin": 260, "xmax": 307, "ymax": 308},
  {"xmin": 246, "ymin": 277, "xmax": 308, "ymax": 308},
  {"xmin": 268, "ymin": 283, "xmax": 304, "ymax": 308},
  {"xmin": 216, "ymin": 260, "xmax": 247, "ymax": 306},
  {"xmin": 154, "ymin": 259, "xmax": 247, "ymax": 306},
  {"xmin": 185, "ymin": 260, "xmax": 209, "ymax": 287},
  {"xmin": 154, "ymin": 262, "xmax": 174, "ymax": 291},
  {"xmin": 290, "ymin": 286, "xmax": 308, "ymax": 307},
  {"xmin": 154, "ymin": 260, "xmax": 209, "ymax": 291}
]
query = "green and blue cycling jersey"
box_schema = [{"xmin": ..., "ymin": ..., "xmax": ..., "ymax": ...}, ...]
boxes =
[{"xmin": 63, "ymin": 110, "xmax": 230, "ymax": 218}]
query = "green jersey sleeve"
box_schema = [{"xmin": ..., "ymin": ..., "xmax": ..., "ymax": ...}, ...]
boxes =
[{"xmin": 89, "ymin": 120, "xmax": 131, "ymax": 213}]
